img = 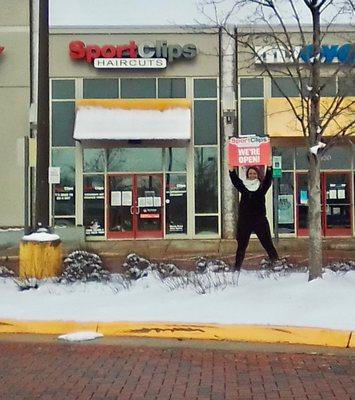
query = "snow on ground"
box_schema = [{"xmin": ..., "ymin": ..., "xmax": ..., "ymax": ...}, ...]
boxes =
[
  {"xmin": 58, "ymin": 331, "xmax": 103, "ymax": 342},
  {"xmin": 1, "ymin": 270, "xmax": 355, "ymax": 330}
]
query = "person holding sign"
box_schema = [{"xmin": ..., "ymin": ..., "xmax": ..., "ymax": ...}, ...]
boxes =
[{"xmin": 228, "ymin": 161, "xmax": 279, "ymax": 271}]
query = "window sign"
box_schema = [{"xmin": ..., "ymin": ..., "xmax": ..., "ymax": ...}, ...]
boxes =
[
  {"xmin": 48, "ymin": 167, "xmax": 61, "ymax": 184},
  {"xmin": 278, "ymin": 194, "xmax": 294, "ymax": 224},
  {"xmin": 83, "ymin": 175, "xmax": 105, "ymax": 237}
]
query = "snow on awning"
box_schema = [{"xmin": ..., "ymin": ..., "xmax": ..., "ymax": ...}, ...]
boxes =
[{"xmin": 73, "ymin": 99, "xmax": 191, "ymax": 141}]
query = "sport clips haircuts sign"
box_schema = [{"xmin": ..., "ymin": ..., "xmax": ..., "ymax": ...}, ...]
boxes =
[
  {"xmin": 69, "ymin": 40, "xmax": 197, "ymax": 69},
  {"xmin": 228, "ymin": 136, "xmax": 271, "ymax": 167}
]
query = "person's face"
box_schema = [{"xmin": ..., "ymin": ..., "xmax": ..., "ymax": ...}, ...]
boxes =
[{"xmin": 247, "ymin": 168, "xmax": 258, "ymax": 180}]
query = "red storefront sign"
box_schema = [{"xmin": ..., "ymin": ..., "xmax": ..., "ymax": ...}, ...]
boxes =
[{"xmin": 228, "ymin": 136, "xmax": 271, "ymax": 167}]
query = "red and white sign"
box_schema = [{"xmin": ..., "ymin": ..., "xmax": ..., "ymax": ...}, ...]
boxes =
[{"xmin": 228, "ymin": 136, "xmax": 271, "ymax": 167}]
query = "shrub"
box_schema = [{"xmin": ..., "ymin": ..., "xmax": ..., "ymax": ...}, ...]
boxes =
[{"xmin": 0, "ymin": 266, "xmax": 15, "ymax": 278}]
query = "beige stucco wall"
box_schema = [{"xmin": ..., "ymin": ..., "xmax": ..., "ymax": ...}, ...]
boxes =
[
  {"xmin": 49, "ymin": 29, "xmax": 220, "ymax": 78},
  {"xmin": 0, "ymin": 0, "xmax": 30, "ymax": 226}
]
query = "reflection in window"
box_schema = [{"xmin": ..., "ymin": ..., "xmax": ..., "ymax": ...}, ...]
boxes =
[
  {"xmin": 83, "ymin": 149, "xmax": 106, "ymax": 172},
  {"xmin": 277, "ymin": 172, "xmax": 295, "ymax": 233},
  {"xmin": 194, "ymin": 100, "xmax": 217, "ymax": 145},
  {"xmin": 195, "ymin": 147, "xmax": 218, "ymax": 213},
  {"xmin": 52, "ymin": 102, "xmax": 75, "ymax": 147},
  {"xmin": 52, "ymin": 80, "xmax": 75, "ymax": 99},
  {"xmin": 166, "ymin": 174, "xmax": 187, "ymax": 234},
  {"xmin": 54, "ymin": 217, "xmax": 75, "ymax": 227},
  {"xmin": 52, "ymin": 148, "xmax": 75, "ymax": 216},
  {"xmin": 83, "ymin": 175, "xmax": 105, "ymax": 237},
  {"xmin": 240, "ymin": 100, "xmax": 264, "ymax": 136},
  {"xmin": 321, "ymin": 146, "xmax": 352, "ymax": 170},
  {"xmin": 195, "ymin": 216, "xmax": 218, "ymax": 235},
  {"xmin": 121, "ymin": 78, "xmax": 156, "ymax": 98},
  {"xmin": 158, "ymin": 78, "xmax": 186, "ymax": 98},
  {"xmin": 272, "ymin": 147, "xmax": 294, "ymax": 170},
  {"xmin": 83, "ymin": 79, "xmax": 118, "ymax": 99},
  {"xmin": 272, "ymin": 77, "xmax": 299, "ymax": 97},
  {"xmin": 240, "ymin": 78, "xmax": 263, "ymax": 98},
  {"xmin": 107, "ymin": 148, "xmax": 163, "ymax": 172},
  {"xmin": 194, "ymin": 79, "xmax": 217, "ymax": 98},
  {"xmin": 165, "ymin": 148, "xmax": 186, "ymax": 172}
]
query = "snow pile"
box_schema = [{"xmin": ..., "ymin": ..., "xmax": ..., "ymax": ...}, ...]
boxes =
[
  {"xmin": 61, "ymin": 250, "xmax": 110, "ymax": 283},
  {"xmin": 196, "ymin": 257, "xmax": 231, "ymax": 273},
  {"xmin": 58, "ymin": 331, "xmax": 103, "ymax": 342},
  {"xmin": 22, "ymin": 232, "xmax": 60, "ymax": 242}
]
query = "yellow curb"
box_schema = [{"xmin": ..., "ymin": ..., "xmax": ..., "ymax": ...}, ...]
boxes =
[
  {"xmin": 0, "ymin": 320, "xmax": 97, "ymax": 335},
  {"xmin": 0, "ymin": 320, "xmax": 352, "ymax": 348}
]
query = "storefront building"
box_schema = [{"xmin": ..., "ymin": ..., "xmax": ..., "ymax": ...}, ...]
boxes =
[
  {"xmin": 49, "ymin": 27, "xmax": 224, "ymax": 240},
  {"xmin": 237, "ymin": 27, "xmax": 355, "ymax": 238}
]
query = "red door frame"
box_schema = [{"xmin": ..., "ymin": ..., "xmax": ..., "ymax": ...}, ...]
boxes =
[
  {"xmin": 296, "ymin": 172, "xmax": 352, "ymax": 237},
  {"xmin": 106, "ymin": 173, "xmax": 164, "ymax": 240}
]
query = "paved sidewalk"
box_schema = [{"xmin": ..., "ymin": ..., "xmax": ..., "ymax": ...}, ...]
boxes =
[{"xmin": 0, "ymin": 338, "xmax": 354, "ymax": 400}]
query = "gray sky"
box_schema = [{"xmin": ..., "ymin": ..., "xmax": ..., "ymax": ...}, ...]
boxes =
[{"xmin": 49, "ymin": 0, "xmax": 354, "ymax": 27}]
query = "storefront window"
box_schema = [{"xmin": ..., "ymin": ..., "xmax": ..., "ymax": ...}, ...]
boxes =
[
  {"xmin": 194, "ymin": 147, "xmax": 218, "ymax": 213},
  {"xmin": 272, "ymin": 77, "xmax": 299, "ymax": 97},
  {"xmin": 52, "ymin": 148, "xmax": 75, "ymax": 216},
  {"xmin": 194, "ymin": 79, "xmax": 217, "ymax": 98},
  {"xmin": 107, "ymin": 148, "xmax": 163, "ymax": 172},
  {"xmin": 295, "ymin": 147, "xmax": 309, "ymax": 170},
  {"xmin": 276, "ymin": 172, "xmax": 295, "ymax": 233},
  {"xmin": 83, "ymin": 149, "xmax": 106, "ymax": 173},
  {"xmin": 272, "ymin": 147, "xmax": 294, "ymax": 170},
  {"xmin": 52, "ymin": 80, "xmax": 75, "ymax": 99},
  {"xmin": 121, "ymin": 78, "xmax": 156, "ymax": 98},
  {"xmin": 83, "ymin": 175, "xmax": 105, "ymax": 237},
  {"xmin": 165, "ymin": 148, "xmax": 186, "ymax": 172},
  {"xmin": 240, "ymin": 99, "xmax": 264, "ymax": 136},
  {"xmin": 52, "ymin": 102, "xmax": 75, "ymax": 147},
  {"xmin": 195, "ymin": 216, "xmax": 218, "ymax": 235},
  {"xmin": 194, "ymin": 100, "xmax": 217, "ymax": 145},
  {"xmin": 338, "ymin": 76, "xmax": 355, "ymax": 96},
  {"xmin": 321, "ymin": 146, "xmax": 352, "ymax": 169},
  {"xmin": 240, "ymin": 78, "xmax": 263, "ymax": 97},
  {"xmin": 54, "ymin": 217, "xmax": 75, "ymax": 227},
  {"xmin": 158, "ymin": 78, "xmax": 186, "ymax": 98},
  {"xmin": 83, "ymin": 79, "xmax": 119, "ymax": 98},
  {"xmin": 165, "ymin": 174, "xmax": 187, "ymax": 234}
]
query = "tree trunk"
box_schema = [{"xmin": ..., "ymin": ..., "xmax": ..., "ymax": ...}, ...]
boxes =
[
  {"xmin": 308, "ymin": 5, "xmax": 323, "ymax": 281},
  {"xmin": 308, "ymin": 156, "xmax": 322, "ymax": 280}
]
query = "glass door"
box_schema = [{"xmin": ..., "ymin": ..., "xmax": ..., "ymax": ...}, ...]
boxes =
[
  {"xmin": 136, "ymin": 174, "xmax": 163, "ymax": 239},
  {"xmin": 324, "ymin": 173, "xmax": 352, "ymax": 236},
  {"xmin": 106, "ymin": 174, "xmax": 163, "ymax": 239},
  {"xmin": 107, "ymin": 175, "xmax": 134, "ymax": 239},
  {"xmin": 296, "ymin": 172, "xmax": 352, "ymax": 237}
]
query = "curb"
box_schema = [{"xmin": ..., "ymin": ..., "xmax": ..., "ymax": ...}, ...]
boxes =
[{"xmin": 0, "ymin": 320, "xmax": 353, "ymax": 348}]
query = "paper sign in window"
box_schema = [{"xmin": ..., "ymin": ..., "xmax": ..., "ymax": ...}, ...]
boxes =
[
  {"xmin": 122, "ymin": 191, "xmax": 132, "ymax": 206},
  {"xmin": 153, "ymin": 197, "xmax": 161, "ymax": 207},
  {"xmin": 145, "ymin": 197, "xmax": 154, "ymax": 207},
  {"xmin": 111, "ymin": 191, "xmax": 121, "ymax": 206},
  {"xmin": 138, "ymin": 197, "xmax": 146, "ymax": 207},
  {"xmin": 337, "ymin": 189, "xmax": 345, "ymax": 199},
  {"xmin": 329, "ymin": 189, "xmax": 337, "ymax": 199}
]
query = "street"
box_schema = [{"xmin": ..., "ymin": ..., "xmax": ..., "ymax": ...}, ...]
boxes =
[{"xmin": 0, "ymin": 335, "xmax": 354, "ymax": 400}]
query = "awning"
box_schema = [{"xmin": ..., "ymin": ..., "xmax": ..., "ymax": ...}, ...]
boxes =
[{"xmin": 73, "ymin": 99, "xmax": 191, "ymax": 141}]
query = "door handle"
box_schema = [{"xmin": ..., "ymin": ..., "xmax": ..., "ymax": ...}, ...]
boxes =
[
  {"xmin": 135, "ymin": 206, "xmax": 140, "ymax": 214},
  {"xmin": 130, "ymin": 206, "xmax": 134, "ymax": 215}
]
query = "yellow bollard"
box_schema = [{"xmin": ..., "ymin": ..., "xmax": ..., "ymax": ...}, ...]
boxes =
[{"xmin": 19, "ymin": 232, "xmax": 62, "ymax": 279}]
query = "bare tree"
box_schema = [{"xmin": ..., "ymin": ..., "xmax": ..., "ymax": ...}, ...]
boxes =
[{"xmin": 198, "ymin": 0, "xmax": 354, "ymax": 280}]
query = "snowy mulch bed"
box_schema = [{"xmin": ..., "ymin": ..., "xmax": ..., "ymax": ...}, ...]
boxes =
[{"xmin": 1, "ymin": 269, "xmax": 355, "ymax": 331}]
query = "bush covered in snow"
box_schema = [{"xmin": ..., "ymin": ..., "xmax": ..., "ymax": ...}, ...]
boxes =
[
  {"xmin": 61, "ymin": 250, "xmax": 110, "ymax": 283},
  {"xmin": 0, "ymin": 266, "xmax": 14, "ymax": 277},
  {"xmin": 13, "ymin": 277, "xmax": 39, "ymax": 291},
  {"xmin": 196, "ymin": 257, "xmax": 231, "ymax": 273},
  {"xmin": 122, "ymin": 253, "xmax": 185, "ymax": 280},
  {"xmin": 325, "ymin": 260, "xmax": 355, "ymax": 273}
]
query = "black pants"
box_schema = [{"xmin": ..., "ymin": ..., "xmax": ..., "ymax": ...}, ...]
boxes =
[{"xmin": 235, "ymin": 215, "xmax": 278, "ymax": 270}]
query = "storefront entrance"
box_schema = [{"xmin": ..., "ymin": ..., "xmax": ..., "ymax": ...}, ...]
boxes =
[
  {"xmin": 107, "ymin": 174, "xmax": 164, "ymax": 239},
  {"xmin": 296, "ymin": 172, "xmax": 352, "ymax": 236}
]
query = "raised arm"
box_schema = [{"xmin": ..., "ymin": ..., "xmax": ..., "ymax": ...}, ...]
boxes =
[
  {"xmin": 261, "ymin": 166, "xmax": 273, "ymax": 194},
  {"xmin": 229, "ymin": 169, "xmax": 246, "ymax": 192}
]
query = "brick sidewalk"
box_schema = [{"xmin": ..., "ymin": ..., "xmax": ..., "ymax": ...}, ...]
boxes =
[{"xmin": 0, "ymin": 340, "xmax": 354, "ymax": 400}]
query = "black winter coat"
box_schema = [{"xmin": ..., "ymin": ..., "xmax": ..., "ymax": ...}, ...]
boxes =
[{"xmin": 229, "ymin": 167, "xmax": 272, "ymax": 219}]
